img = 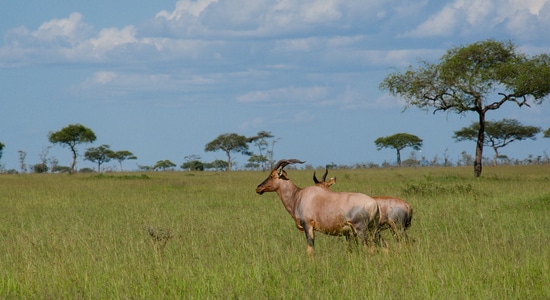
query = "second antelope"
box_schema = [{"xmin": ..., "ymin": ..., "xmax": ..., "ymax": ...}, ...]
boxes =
[
  {"xmin": 314, "ymin": 168, "xmax": 413, "ymax": 246},
  {"xmin": 256, "ymin": 159, "xmax": 380, "ymax": 255}
]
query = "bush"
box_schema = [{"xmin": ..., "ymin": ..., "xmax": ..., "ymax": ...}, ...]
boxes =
[{"xmin": 32, "ymin": 163, "xmax": 48, "ymax": 173}]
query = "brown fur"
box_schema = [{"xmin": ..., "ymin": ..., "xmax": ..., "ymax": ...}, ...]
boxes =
[{"xmin": 313, "ymin": 169, "xmax": 413, "ymax": 246}]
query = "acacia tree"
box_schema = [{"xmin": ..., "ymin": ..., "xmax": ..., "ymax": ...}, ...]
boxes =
[
  {"xmin": 205, "ymin": 133, "xmax": 249, "ymax": 171},
  {"xmin": 454, "ymin": 119, "xmax": 540, "ymax": 167},
  {"xmin": 84, "ymin": 144, "xmax": 114, "ymax": 173},
  {"xmin": 374, "ymin": 133, "xmax": 422, "ymax": 167},
  {"xmin": 247, "ymin": 131, "xmax": 275, "ymax": 171},
  {"xmin": 544, "ymin": 128, "xmax": 550, "ymax": 138},
  {"xmin": 380, "ymin": 39, "xmax": 550, "ymax": 177},
  {"xmin": 154, "ymin": 160, "xmax": 176, "ymax": 171},
  {"xmin": 48, "ymin": 124, "xmax": 97, "ymax": 174},
  {"xmin": 110, "ymin": 150, "xmax": 137, "ymax": 172}
]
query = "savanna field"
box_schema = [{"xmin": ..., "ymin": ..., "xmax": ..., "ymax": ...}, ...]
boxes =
[{"xmin": 1, "ymin": 165, "xmax": 549, "ymax": 299}]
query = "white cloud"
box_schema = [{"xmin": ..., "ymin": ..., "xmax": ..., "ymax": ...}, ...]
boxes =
[
  {"xmin": 156, "ymin": 0, "xmax": 218, "ymax": 20},
  {"xmin": 236, "ymin": 86, "xmax": 328, "ymax": 104},
  {"xmin": 89, "ymin": 26, "xmax": 137, "ymax": 53},
  {"xmin": 32, "ymin": 12, "xmax": 92, "ymax": 44},
  {"xmin": 403, "ymin": 0, "xmax": 550, "ymax": 38},
  {"xmin": 76, "ymin": 71, "xmax": 221, "ymax": 96},
  {"xmin": 500, "ymin": 0, "xmax": 550, "ymax": 38},
  {"xmin": 403, "ymin": 5, "xmax": 458, "ymax": 37}
]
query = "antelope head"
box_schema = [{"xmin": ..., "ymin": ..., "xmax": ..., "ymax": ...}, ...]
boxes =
[{"xmin": 256, "ymin": 159, "xmax": 305, "ymax": 194}]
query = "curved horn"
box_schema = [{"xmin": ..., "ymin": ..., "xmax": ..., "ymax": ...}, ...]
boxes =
[
  {"xmin": 273, "ymin": 159, "xmax": 305, "ymax": 172},
  {"xmin": 313, "ymin": 171, "xmax": 320, "ymax": 184},
  {"xmin": 322, "ymin": 167, "xmax": 328, "ymax": 181}
]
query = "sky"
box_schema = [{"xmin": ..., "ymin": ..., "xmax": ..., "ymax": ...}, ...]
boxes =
[{"xmin": 1, "ymin": 0, "xmax": 550, "ymax": 172}]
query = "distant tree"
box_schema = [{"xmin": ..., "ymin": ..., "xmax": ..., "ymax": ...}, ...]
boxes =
[
  {"xmin": 375, "ymin": 133, "xmax": 423, "ymax": 167},
  {"xmin": 459, "ymin": 151, "xmax": 474, "ymax": 166},
  {"xmin": 544, "ymin": 128, "xmax": 550, "ymax": 138},
  {"xmin": 184, "ymin": 154, "xmax": 201, "ymax": 162},
  {"xmin": 380, "ymin": 39, "xmax": 550, "ymax": 177},
  {"xmin": 84, "ymin": 144, "xmax": 114, "ymax": 173},
  {"xmin": 138, "ymin": 165, "xmax": 153, "ymax": 172},
  {"xmin": 48, "ymin": 124, "xmax": 96, "ymax": 174},
  {"xmin": 18, "ymin": 150, "xmax": 27, "ymax": 173},
  {"xmin": 454, "ymin": 119, "xmax": 541, "ymax": 167},
  {"xmin": 48, "ymin": 157, "xmax": 59, "ymax": 173},
  {"xmin": 32, "ymin": 163, "xmax": 48, "ymax": 173},
  {"xmin": 79, "ymin": 168, "xmax": 95, "ymax": 173},
  {"xmin": 0, "ymin": 141, "xmax": 4, "ymax": 161},
  {"xmin": 181, "ymin": 160, "xmax": 204, "ymax": 171},
  {"xmin": 205, "ymin": 159, "xmax": 229, "ymax": 171},
  {"xmin": 247, "ymin": 154, "xmax": 268, "ymax": 170},
  {"xmin": 247, "ymin": 131, "xmax": 275, "ymax": 171},
  {"xmin": 402, "ymin": 151, "xmax": 420, "ymax": 167},
  {"xmin": 53, "ymin": 166, "xmax": 71, "ymax": 173},
  {"xmin": 205, "ymin": 133, "xmax": 249, "ymax": 171},
  {"xmin": 109, "ymin": 150, "xmax": 137, "ymax": 172},
  {"xmin": 154, "ymin": 160, "xmax": 176, "ymax": 171},
  {"xmin": 38, "ymin": 146, "xmax": 51, "ymax": 172}
]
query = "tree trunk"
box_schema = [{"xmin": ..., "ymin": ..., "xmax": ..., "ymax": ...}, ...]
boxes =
[
  {"xmin": 226, "ymin": 151, "xmax": 232, "ymax": 171},
  {"xmin": 396, "ymin": 149, "xmax": 401, "ymax": 167},
  {"xmin": 474, "ymin": 112, "xmax": 485, "ymax": 177},
  {"xmin": 493, "ymin": 147, "xmax": 498, "ymax": 167},
  {"xmin": 70, "ymin": 145, "xmax": 77, "ymax": 174}
]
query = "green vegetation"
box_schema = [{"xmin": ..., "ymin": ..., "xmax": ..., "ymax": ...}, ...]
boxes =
[
  {"xmin": 1, "ymin": 166, "xmax": 549, "ymax": 299},
  {"xmin": 380, "ymin": 39, "xmax": 550, "ymax": 177}
]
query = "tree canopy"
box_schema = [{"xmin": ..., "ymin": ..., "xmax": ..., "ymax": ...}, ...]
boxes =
[
  {"xmin": 380, "ymin": 39, "xmax": 550, "ymax": 176},
  {"xmin": 544, "ymin": 128, "xmax": 550, "ymax": 138},
  {"xmin": 374, "ymin": 133, "xmax": 422, "ymax": 167},
  {"xmin": 110, "ymin": 150, "xmax": 137, "ymax": 172},
  {"xmin": 205, "ymin": 133, "xmax": 249, "ymax": 171},
  {"xmin": 453, "ymin": 119, "xmax": 540, "ymax": 166},
  {"xmin": 84, "ymin": 144, "xmax": 114, "ymax": 173},
  {"xmin": 154, "ymin": 160, "xmax": 176, "ymax": 171},
  {"xmin": 48, "ymin": 124, "xmax": 97, "ymax": 173}
]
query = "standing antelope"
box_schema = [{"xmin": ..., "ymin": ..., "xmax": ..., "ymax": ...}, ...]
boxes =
[
  {"xmin": 256, "ymin": 159, "xmax": 380, "ymax": 255},
  {"xmin": 313, "ymin": 168, "xmax": 413, "ymax": 246}
]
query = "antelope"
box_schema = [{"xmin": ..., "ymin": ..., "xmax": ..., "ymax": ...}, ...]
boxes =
[
  {"xmin": 313, "ymin": 169, "xmax": 413, "ymax": 246},
  {"xmin": 256, "ymin": 159, "xmax": 380, "ymax": 255}
]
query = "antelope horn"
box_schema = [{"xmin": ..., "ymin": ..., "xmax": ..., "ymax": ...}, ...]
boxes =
[
  {"xmin": 273, "ymin": 159, "xmax": 305, "ymax": 175},
  {"xmin": 322, "ymin": 167, "xmax": 328, "ymax": 181},
  {"xmin": 313, "ymin": 171, "xmax": 320, "ymax": 184}
]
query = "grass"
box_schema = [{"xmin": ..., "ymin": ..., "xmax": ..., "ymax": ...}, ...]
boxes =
[{"xmin": 0, "ymin": 165, "xmax": 549, "ymax": 299}]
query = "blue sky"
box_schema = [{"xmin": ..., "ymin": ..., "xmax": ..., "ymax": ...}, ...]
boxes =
[{"xmin": 1, "ymin": 0, "xmax": 549, "ymax": 171}]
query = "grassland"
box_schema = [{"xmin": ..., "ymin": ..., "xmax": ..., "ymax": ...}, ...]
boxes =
[{"xmin": 1, "ymin": 165, "xmax": 549, "ymax": 299}]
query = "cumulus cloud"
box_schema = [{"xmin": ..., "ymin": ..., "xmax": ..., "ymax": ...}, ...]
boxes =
[
  {"xmin": 89, "ymin": 26, "xmax": 137, "ymax": 53},
  {"xmin": 32, "ymin": 12, "xmax": 93, "ymax": 44},
  {"xmin": 156, "ymin": 0, "xmax": 218, "ymax": 19},
  {"xmin": 403, "ymin": 0, "xmax": 549, "ymax": 38},
  {"xmin": 1, "ymin": 0, "xmax": 548, "ymax": 109}
]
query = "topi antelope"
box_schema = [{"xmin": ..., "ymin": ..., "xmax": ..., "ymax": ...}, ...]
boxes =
[
  {"xmin": 256, "ymin": 159, "xmax": 380, "ymax": 256},
  {"xmin": 313, "ymin": 168, "xmax": 413, "ymax": 246}
]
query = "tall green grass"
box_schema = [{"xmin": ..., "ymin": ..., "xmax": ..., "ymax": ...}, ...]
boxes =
[{"xmin": 1, "ymin": 166, "xmax": 549, "ymax": 299}]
